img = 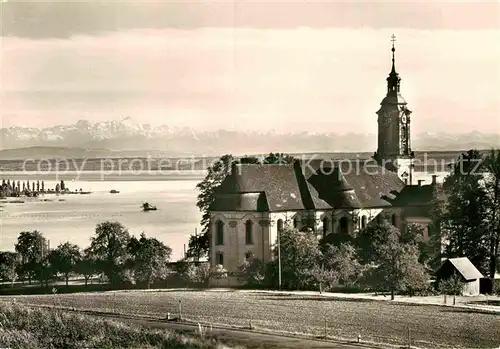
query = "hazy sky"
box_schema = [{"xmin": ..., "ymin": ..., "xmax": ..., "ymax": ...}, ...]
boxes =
[{"xmin": 1, "ymin": 1, "xmax": 499, "ymax": 134}]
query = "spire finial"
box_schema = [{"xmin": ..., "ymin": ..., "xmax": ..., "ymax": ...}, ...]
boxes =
[{"xmin": 390, "ymin": 34, "xmax": 396, "ymax": 73}]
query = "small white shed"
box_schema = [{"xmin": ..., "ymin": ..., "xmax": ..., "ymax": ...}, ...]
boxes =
[{"xmin": 436, "ymin": 257, "xmax": 484, "ymax": 296}]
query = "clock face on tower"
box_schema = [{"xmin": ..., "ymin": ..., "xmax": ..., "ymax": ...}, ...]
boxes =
[{"xmin": 401, "ymin": 114, "xmax": 407, "ymax": 123}]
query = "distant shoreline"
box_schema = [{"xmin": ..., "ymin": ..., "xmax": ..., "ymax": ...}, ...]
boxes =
[
  {"xmin": 0, "ymin": 171, "xmax": 207, "ymax": 182},
  {"xmin": 0, "ymin": 152, "xmax": 462, "ymax": 174}
]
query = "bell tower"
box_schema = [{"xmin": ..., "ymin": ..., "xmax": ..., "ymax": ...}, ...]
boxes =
[{"xmin": 374, "ymin": 35, "xmax": 414, "ymax": 184}]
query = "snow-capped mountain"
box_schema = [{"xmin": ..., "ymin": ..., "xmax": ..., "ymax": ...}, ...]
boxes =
[{"xmin": 1, "ymin": 117, "xmax": 499, "ymax": 157}]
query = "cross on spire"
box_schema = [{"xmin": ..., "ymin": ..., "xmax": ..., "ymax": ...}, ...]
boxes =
[
  {"xmin": 391, "ymin": 34, "xmax": 396, "ymax": 48},
  {"xmin": 390, "ymin": 34, "xmax": 397, "ymax": 74}
]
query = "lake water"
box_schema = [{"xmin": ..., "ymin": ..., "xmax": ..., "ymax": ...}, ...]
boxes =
[
  {"xmin": 0, "ymin": 170, "xmax": 447, "ymax": 261},
  {"xmin": 0, "ymin": 172, "xmax": 205, "ymax": 261}
]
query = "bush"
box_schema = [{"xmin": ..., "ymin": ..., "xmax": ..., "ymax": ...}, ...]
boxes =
[
  {"xmin": 400, "ymin": 283, "xmax": 437, "ymax": 296},
  {"xmin": 0, "ymin": 302, "xmax": 229, "ymax": 349},
  {"xmin": 237, "ymin": 257, "xmax": 265, "ymax": 286},
  {"xmin": 438, "ymin": 275, "xmax": 464, "ymax": 296}
]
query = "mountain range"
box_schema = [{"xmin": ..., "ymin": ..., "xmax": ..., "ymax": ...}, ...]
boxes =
[{"xmin": 1, "ymin": 117, "xmax": 499, "ymax": 159}]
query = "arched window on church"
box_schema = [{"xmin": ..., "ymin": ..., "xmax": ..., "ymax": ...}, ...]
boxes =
[
  {"xmin": 339, "ymin": 217, "xmax": 349, "ymax": 235},
  {"xmin": 215, "ymin": 220, "xmax": 224, "ymax": 245},
  {"xmin": 245, "ymin": 220, "xmax": 253, "ymax": 245},
  {"xmin": 391, "ymin": 214, "xmax": 397, "ymax": 227},
  {"xmin": 277, "ymin": 219, "xmax": 284, "ymax": 232},
  {"xmin": 216, "ymin": 252, "xmax": 224, "ymax": 266},
  {"xmin": 361, "ymin": 215, "xmax": 367, "ymax": 229},
  {"xmin": 322, "ymin": 217, "xmax": 329, "ymax": 238}
]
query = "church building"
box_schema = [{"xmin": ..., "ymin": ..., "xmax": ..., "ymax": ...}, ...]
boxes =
[{"xmin": 208, "ymin": 37, "xmax": 436, "ymax": 286}]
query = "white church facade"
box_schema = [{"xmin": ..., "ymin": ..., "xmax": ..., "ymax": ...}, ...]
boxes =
[{"xmin": 208, "ymin": 38, "xmax": 437, "ymax": 286}]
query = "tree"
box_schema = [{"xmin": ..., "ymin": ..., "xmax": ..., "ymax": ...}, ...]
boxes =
[
  {"xmin": 127, "ymin": 233, "xmax": 172, "ymax": 288},
  {"xmin": 237, "ymin": 256, "xmax": 265, "ymax": 286},
  {"xmin": 356, "ymin": 222, "xmax": 391, "ymax": 265},
  {"xmin": 0, "ymin": 252, "xmax": 19, "ymax": 287},
  {"xmin": 321, "ymin": 243, "xmax": 362, "ymax": 288},
  {"xmin": 403, "ymin": 223, "xmax": 441, "ymax": 271},
  {"xmin": 75, "ymin": 248, "xmax": 97, "ymax": 286},
  {"xmin": 308, "ymin": 266, "xmax": 341, "ymax": 293},
  {"xmin": 88, "ymin": 221, "xmax": 131, "ymax": 285},
  {"xmin": 404, "ymin": 223, "xmax": 442, "ymax": 275},
  {"xmin": 210, "ymin": 264, "xmax": 228, "ymax": 281},
  {"xmin": 180, "ymin": 263, "xmax": 228, "ymax": 287},
  {"xmin": 190, "ymin": 154, "xmax": 236, "ymax": 259},
  {"xmin": 48, "ymin": 242, "xmax": 81, "ymax": 286},
  {"xmin": 174, "ymin": 259, "xmax": 191, "ymax": 287},
  {"xmin": 268, "ymin": 227, "xmax": 321, "ymax": 290},
  {"xmin": 261, "ymin": 152, "xmax": 296, "ymax": 165},
  {"xmin": 189, "ymin": 153, "xmax": 295, "ymax": 259},
  {"xmin": 320, "ymin": 231, "xmax": 354, "ymax": 249},
  {"xmin": 483, "ymin": 149, "xmax": 500, "ymax": 280},
  {"xmin": 15, "ymin": 230, "xmax": 47, "ymax": 285},
  {"xmin": 357, "ymin": 222, "xmax": 429, "ymax": 299},
  {"xmin": 425, "ymin": 182, "xmax": 447, "ymax": 271},
  {"xmin": 182, "ymin": 263, "xmax": 212, "ymax": 286},
  {"xmin": 186, "ymin": 233, "xmax": 209, "ymax": 263},
  {"xmin": 35, "ymin": 257, "xmax": 53, "ymax": 288},
  {"xmin": 441, "ymin": 150, "xmax": 490, "ymax": 274}
]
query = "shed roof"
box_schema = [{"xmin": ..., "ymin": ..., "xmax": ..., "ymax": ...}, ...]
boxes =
[{"xmin": 439, "ymin": 257, "xmax": 484, "ymax": 281}]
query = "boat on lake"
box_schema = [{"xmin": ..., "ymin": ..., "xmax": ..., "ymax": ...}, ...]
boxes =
[
  {"xmin": 110, "ymin": 189, "xmax": 120, "ymax": 194},
  {"xmin": 142, "ymin": 202, "xmax": 157, "ymax": 211}
]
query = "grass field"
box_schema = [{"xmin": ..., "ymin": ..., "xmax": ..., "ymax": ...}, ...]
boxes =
[
  {"xmin": 0, "ymin": 302, "xmax": 234, "ymax": 349},
  {"xmin": 4, "ymin": 289, "xmax": 499, "ymax": 349}
]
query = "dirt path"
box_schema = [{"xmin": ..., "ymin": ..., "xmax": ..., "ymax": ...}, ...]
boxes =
[{"xmin": 93, "ymin": 313, "xmax": 379, "ymax": 349}]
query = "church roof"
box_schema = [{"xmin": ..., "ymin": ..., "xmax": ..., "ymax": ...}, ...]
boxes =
[
  {"xmin": 391, "ymin": 182, "xmax": 447, "ymax": 218},
  {"xmin": 214, "ymin": 163, "xmax": 307, "ymax": 211},
  {"xmin": 305, "ymin": 166, "xmax": 362, "ymax": 209},
  {"xmin": 210, "ymin": 192, "xmax": 269, "ymax": 211},
  {"xmin": 210, "ymin": 159, "xmax": 406, "ymax": 212},
  {"xmin": 395, "ymin": 184, "xmax": 436, "ymax": 206}
]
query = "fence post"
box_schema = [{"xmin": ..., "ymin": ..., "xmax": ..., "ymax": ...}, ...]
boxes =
[
  {"xmin": 357, "ymin": 334, "xmax": 361, "ymax": 343},
  {"xmin": 324, "ymin": 315, "xmax": 327, "ymax": 338},
  {"xmin": 407, "ymin": 326, "xmax": 411, "ymax": 348},
  {"xmin": 52, "ymin": 287, "xmax": 57, "ymax": 308},
  {"xmin": 178, "ymin": 300, "xmax": 182, "ymax": 321}
]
